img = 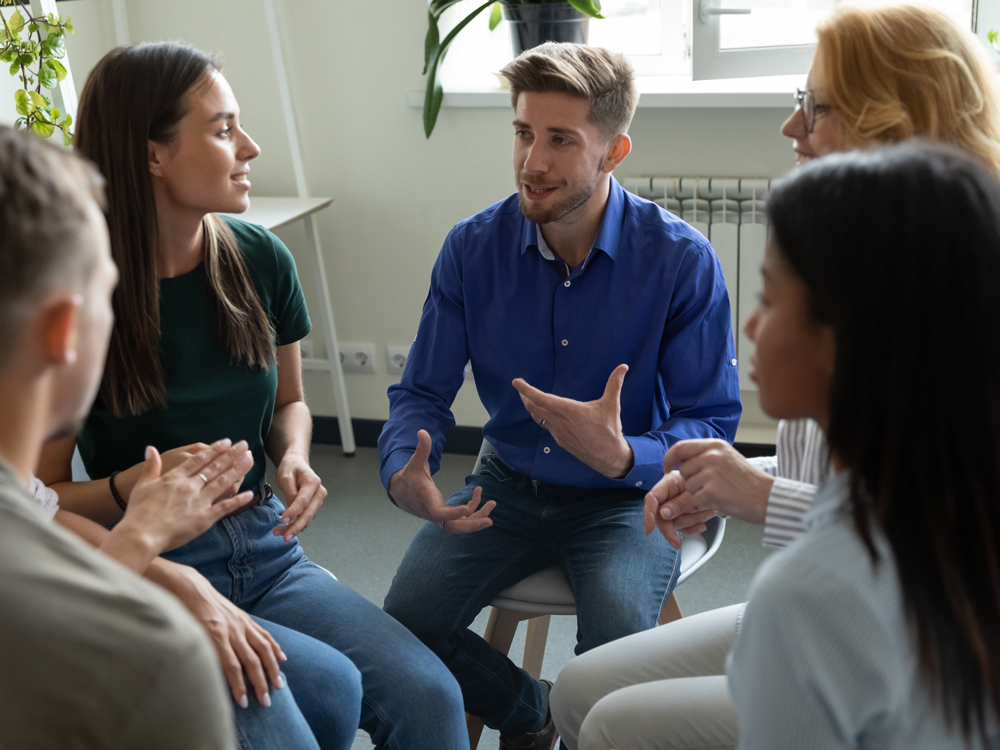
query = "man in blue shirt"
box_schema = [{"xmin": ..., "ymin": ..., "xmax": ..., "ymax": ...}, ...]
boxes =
[{"xmin": 381, "ymin": 43, "xmax": 740, "ymax": 749}]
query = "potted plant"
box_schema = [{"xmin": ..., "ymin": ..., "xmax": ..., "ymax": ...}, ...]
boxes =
[
  {"xmin": 0, "ymin": 0, "xmax": 74, "ymax": 143},
  {"xmin": 423, "ymin": 0, "xmax": 603, "ymax": 138}
]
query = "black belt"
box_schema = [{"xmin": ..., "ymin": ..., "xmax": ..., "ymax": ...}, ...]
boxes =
[{"xmin": 483, "ymin": 455, "xmax": 645, "ymax": 505}]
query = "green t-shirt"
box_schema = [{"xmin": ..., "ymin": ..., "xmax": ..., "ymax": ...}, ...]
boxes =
[{"xmin": 79, "ymin": 218, "xmax": 312, "ymax": 492}]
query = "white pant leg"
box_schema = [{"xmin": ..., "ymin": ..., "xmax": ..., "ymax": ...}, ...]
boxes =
[{"xmin": 551, "ymin": 603, "xmax": 743, "ymax": 750}]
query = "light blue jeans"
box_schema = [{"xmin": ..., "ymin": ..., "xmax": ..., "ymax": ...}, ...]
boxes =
[
  {"xmin": 383, "ymin": 454, "xmax": 680, "ymax": 736},
  {"xmin": 164, "ymin": 492, "xmax": 469, "ymax": 750}
]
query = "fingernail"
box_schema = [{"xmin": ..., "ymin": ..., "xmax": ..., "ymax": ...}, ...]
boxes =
[
  {"xmin": 239, "ymin": 695, "xmax": 248, "ymax": 709},
  {"xmin": 660, "ymin": 508, "xmax": 672, "ymax": 520},
  {"xmin": 215, "ymin": 438, "xmax": 232, "ymax": 448},
  {"xmin": 145, "ymin": 445, "xmax": 153, "ymax": 461},
  {"xmin": 262, "ymin": 692, "xmax": 271, "ymax": 708},
  {"xmin": 235, "ymin": 440, "xmax": 248, "ymax": 451},
  {"xmin": 279, "ymin": 651, "xmax": 288, "ymax": 662},
  {"xmin": 276, "ymin": 674, "xmax": 285, "ymax": 689},
  {"xmin": 240, "ymin": 453, "xmax": 254, "ymax": 467}
]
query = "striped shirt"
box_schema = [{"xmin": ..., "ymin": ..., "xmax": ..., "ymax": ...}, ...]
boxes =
[
  {"xmin": 728, "ymin": 471, "xmax": 1000, "ymax": 749},
  {"xmin": 748, "ymin": 418, "xmax": 830, "ymax": 549}
]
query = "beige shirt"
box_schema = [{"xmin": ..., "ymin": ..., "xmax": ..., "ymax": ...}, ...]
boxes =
[{"xmin": 0, "ymin": 464, "xmax": 235, "ymax": 750}]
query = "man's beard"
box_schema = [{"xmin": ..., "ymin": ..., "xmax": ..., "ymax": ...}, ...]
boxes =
[{"xmin": 517, "ymin": 167, "xmax": 601, "ymax": 225}]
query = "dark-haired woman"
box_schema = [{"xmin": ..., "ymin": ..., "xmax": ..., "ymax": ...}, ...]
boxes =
[
  {"xmin": 728, "ymin": 143, "xmax": 1000, "ymax": 746},
  {"xmin": 37, "ymin": 43, "xmax": 468, "ymax": 750}
]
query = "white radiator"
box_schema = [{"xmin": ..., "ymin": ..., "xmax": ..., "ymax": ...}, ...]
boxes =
[{"xmin": 623, "ymin": 176, "xmax": 773, "ymax": 392}]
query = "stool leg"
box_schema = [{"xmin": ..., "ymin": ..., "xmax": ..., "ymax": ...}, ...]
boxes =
[
  {"xmin": 522, "ymin": 614, "xmax": 551, "ymax": 680},
  {"xmin": 658, "ymin": 592, "xmax": 683, "ymax": 625},
  {"xmin": 467, "ymin": 607, "xmax": 527, "ymax": 749}
]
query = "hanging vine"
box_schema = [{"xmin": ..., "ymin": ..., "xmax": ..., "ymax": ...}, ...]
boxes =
[{"xmin": 0, "ymin": 0, "xmax": 74, "ymax": 143}]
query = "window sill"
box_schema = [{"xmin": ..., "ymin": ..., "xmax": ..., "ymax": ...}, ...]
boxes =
[{"xmin": 408, "ymin": 74, "xmax": 805, "ymax": 109}]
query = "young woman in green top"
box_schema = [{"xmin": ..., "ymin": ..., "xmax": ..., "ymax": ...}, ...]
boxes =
[{"xmin": 38, "ymin": 43, "xmax": 468, "ymax": 750}]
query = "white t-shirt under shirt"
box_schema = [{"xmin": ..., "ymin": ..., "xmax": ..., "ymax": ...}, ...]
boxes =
[{"xmin": 0, "ymin": 462, "xmax": 235, "ymax": 749}]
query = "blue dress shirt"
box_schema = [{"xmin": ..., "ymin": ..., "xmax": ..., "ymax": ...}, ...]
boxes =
[{"xmin": 378, "ymin": 178, "xmax": 741, "ymax": 492}]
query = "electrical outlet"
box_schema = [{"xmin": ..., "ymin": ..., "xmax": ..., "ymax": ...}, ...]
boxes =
[
  {"xmin": 339, "ymin": 342, "xmax": 376, "ymax": 374},
  {"xmin": 387, "ymin": 345, "xmax": 410, "ymax": 376},
  {"xmin": 299, "ymin": 338, "xmax": 315, "ymax": 359}
]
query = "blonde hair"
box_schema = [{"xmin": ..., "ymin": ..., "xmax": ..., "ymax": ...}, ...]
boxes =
[
  {"xmin": 500, "ymin": 42, "xmax": 638, "ymax": 139},
  {"xmin": 815, "ymin": 4, "xmax": 1000, "ymax": 176}
]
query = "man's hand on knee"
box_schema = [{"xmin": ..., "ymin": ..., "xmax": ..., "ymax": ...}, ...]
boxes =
[
  {"xmin": 512, "ymin": 364, "xmax": 634, "ymax": 479},
  {"xmin": 389, "ymin": 429, "xmax": 496, "ymax": 533}
]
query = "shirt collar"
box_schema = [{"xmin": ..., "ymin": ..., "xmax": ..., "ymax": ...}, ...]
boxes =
[
  {"xmin": 520, "ymin": 177, "xmax": 626, "ymax": 263},
  {"xmin": 804, "ymin": 470, "xmax": 851, "ymax": 530}
]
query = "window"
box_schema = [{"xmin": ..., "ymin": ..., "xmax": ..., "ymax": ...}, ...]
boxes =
[{"xmin": 693, "ymin": 0, "xmax": 976, "ymax": 80}]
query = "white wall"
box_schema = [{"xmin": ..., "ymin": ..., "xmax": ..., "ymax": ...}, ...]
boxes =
[{"xmin": 52, "ymin": 0, "xmax": 812, "ymax": 435}]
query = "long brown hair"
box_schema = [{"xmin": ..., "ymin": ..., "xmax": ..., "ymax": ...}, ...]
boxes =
[
  {"xmin": 75, "ymin": 43, "xmax": 274, "ymax": 417},
  {"xmin": 816, "ymin": 5, "xmax": 1000, "ymax": 177},
  {"xmin": 769, "ymin": 143, "xmax": 1000, "ymax": 741}
]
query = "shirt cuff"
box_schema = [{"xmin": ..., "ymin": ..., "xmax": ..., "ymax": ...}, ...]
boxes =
[
  {"xmin": 622, "ymin": 435, "xmax": 666, "ymax": 490},
  {"xmin": 763, "ymin": 477, "xmax": 817, "ymax": 549},
  {"xmin": 380, "ymin": 450, "xmax": 413, "ymax": 501},
  {"xmin": 748, "ymin": 455, "xmax": 778, "ymax": 477}
]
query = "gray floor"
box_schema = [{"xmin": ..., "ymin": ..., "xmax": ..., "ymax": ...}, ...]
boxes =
[{"xmin": 289, "ymin": 446, "xmax": 773, "ymax": 750}]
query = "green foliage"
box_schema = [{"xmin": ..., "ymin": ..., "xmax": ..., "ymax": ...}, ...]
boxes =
[
  {"xmin": 0, "ymin": 0, "xmax": 74, "ymax": 143},
  {"xmin": 423, "ymin": 0, "xmax": 603, "ymax": 138},
  {"xmin": 990, "ymin": 30, "xmax": 1000, "ymax": 56}
]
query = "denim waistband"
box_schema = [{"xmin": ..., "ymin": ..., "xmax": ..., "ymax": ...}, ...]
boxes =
[{"xmin": 479, "ymin": 453, "xmax": 646, "ymax": 505}]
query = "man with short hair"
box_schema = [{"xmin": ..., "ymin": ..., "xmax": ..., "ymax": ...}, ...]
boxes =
[
  {"xmin": 0, "ymin": 126, "xmax": 243, "ymax": 748},
  {"xmin": 381, "ymin": 43, "xmax": 741, "ymax": 748}
]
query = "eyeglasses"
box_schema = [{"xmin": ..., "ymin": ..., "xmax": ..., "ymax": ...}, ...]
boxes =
[{"xmin": 793, "ymin": 88, "xmax": 832, "ymax": 134}]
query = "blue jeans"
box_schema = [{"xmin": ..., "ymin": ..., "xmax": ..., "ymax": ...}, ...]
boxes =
[
  {"xmin": 164, "ymin": 494, "xmax": 468, "ymax": 750},
  {"xmin": 383, "ymin": 454, "xmax": 680, "ymax": 736}
]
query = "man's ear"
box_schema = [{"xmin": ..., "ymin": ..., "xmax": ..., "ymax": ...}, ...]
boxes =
[
  {"xmin": 603, "ymin": 133, "xmax": 632, "ymax": 173},
  {"xmin": 34, "ymin": 297, "xmax": 82, "ymax": 366}
]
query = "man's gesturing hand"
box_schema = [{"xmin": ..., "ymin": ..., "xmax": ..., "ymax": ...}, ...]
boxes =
[
  {"xmin": 512, "ymin": 364, "xmax": 634, "ymax": 478},
  {"xmin": 389, "ymin": 429, "xmax": 496, "ymax": 534}
]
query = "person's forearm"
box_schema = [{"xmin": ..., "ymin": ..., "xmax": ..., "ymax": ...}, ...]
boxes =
[
  {"xmin": 48, "ymin": 462, "xmax": 143, "ymax": 526},
  {"xmin": 54, "ymin": 508, "xmax": 158, "ymax": 574},
  {"xmin": 264, "ymin": 400, "xmax": 312, "ymax": 464}
]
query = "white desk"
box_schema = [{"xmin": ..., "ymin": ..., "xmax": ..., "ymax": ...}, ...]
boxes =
[{"xmin": 222, "ymin": 196, "xmax": 356, "ymax": 455}]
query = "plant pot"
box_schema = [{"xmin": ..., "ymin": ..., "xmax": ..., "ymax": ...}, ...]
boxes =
[{"xmin": 501, "ymin": 3, "xmax": 590, "ymax": 57}]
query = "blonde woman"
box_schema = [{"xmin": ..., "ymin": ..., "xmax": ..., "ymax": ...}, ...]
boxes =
[{"xmin": 549, "ymin": 6, "xmax": 1000, "ymax": 750}]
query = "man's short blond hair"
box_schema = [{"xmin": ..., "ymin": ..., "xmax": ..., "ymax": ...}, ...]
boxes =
[{"xmin": 500, "ymin": 42, "xmax": 638, "ymax": 139}]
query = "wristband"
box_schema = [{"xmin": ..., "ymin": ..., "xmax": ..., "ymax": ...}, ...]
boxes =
[{"xmin": 109, "ymin": 470, "xmax": 127, "ymax": 513}]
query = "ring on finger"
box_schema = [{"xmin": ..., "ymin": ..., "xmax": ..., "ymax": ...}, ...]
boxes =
[
  {"xmin": 197, "ymin": 473, "xmax": 209, "ymax": 485},
  {"xmin": 539, "ymin": 418, "xmax": 546, "ymax": 429}
]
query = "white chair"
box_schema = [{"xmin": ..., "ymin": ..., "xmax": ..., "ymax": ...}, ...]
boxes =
[{"xmin": 466, "ymin": 440, "xmax": 726, "ymax": 748}]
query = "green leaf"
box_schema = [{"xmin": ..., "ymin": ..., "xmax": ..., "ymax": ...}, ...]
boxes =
[
  {"xmin": 17, "ymin": 53, "xmax": 32, "ymax": 66},
  {"xmin": 424, "ymin": 0, "xmax": 495, "ymax": 137},
  {"xmin": 565, "ymin": 0, "xmax": 604, "ymax": 19},
  {"xmin": 61, "ymin": 112, "xmax": 71, "ymax": 127},
  {"xmin": 47, "ymin": 57, "xmax": 66, "ymax": 80},
  {"xmin": 488, "ymin": 2, "xmax": 502, "ymax": 31},
  {"xmin": 31, "ymin": 118, "xmax": 54, "ymax": 137},
  {"xmin": 38, "ymin": 61, "xmax": 55, "ymax": 88},
  {"xmin": 44, "ymin": 31, "xmax": 64, "ymax": 59},
  {"xmin": 28, "ymin": 90, "xmax": 45, "ymax": 108},
  {"xmin": 62, "ymin": 130, "xmax": 72, "ymax": 146},
  {"xmin": 8, "ymin": 60, "xmax": 18, "ymax": 76},
  {"xmin": 13, "ymin": 87, "xmax": 29, "ymax": 115},
  {"xmin": 27, "ymin": 22, "xmax": 36, "ymax": 33},
  {"xmin": 64, "ymin": 17, "xmax": 73, "ymax": 34},
  {"xmin": 7, "ymin": 9, "xmax": 24, "ymax": 34},
  {"xmin": 423, "ymin": 12, "xmax": 439, "ymax": 75},
  {"xmin": 429, "ymin": 0, "xmax": 467, "ymax": 19},
  {"xmin": 991, "ymin": 29, "xmax": 1000, "ymax": 55}
]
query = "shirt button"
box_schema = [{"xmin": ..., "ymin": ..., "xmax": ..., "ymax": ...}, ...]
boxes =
[
  {"xmin": 731, "ymin": 358, "xmax": 737, "ymax": 366},
  {"xmin": 561, "ymin": 339, "xmax": 569, "ymax": 346},
  {"xmin": 564, "ymin": 280, "xmax": 571, "ymax": 288},
  {"xmin": 543, "ymin": 447, "xmax": 551, "ymax": 454},
  {"xmin": 635, "ymin": 481, "xmax": 643, "ymax": 487}
]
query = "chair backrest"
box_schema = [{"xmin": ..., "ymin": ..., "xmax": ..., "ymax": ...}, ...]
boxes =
[{"xmin": 472, "ymin": 439, "xmax": 495, "ymax": 475}]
